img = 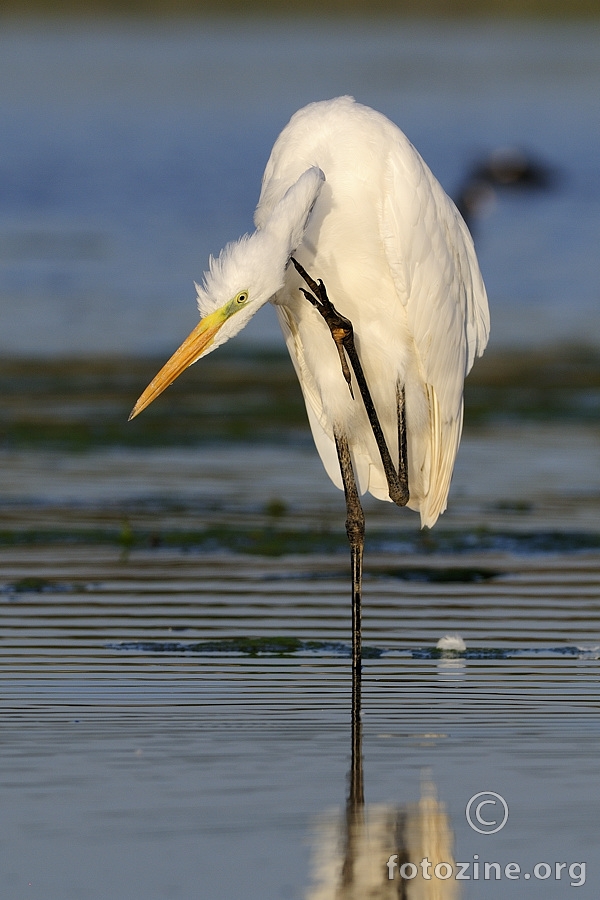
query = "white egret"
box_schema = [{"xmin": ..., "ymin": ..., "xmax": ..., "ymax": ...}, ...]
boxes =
[{"xmin": 130, "ymin": 97, "xmax": 490, "ymax": 671}]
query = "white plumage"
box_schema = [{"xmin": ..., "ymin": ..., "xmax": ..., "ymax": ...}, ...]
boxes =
[
  {"xmin": 256, "ymin": 97, "xmax": 489, "ymax": 526},
  {"xmin": 131, "ymin": 96, "xmax": 489, "ymax": 530}
]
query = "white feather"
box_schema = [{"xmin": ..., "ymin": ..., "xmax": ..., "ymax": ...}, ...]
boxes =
[
  {"xmin": 175, "ymin": 96, "xmax": 488, "ymax": 529},
  {"xmin": 257, "ymin": 96, "xmax": 489, "ymax": 527}
]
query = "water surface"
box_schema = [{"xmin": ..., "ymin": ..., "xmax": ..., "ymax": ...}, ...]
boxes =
[
  {"xmin": 1, "ymin": 17, "xmax": 600, "ymax": 899},
  {"xmin": 0, "ymin": 19, "xmax": 599, "ymax": 354},
  {"xmin": 2, "ymin": 405, "xmax": 600, "ymax": 897}
]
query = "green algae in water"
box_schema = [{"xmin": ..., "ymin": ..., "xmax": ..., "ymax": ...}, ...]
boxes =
[
  {"xmin": 110, "ymin": 639, "xmax": 600, "ymax": 660},
  {"xmin": 2, "ymin": 346, "xmax": 600, "ymax": 452},
  {"xmin": 3, "ymin": 577, "xmax": 74, "ymax": 594},
  {"xmin": 112, "ymin": 637, "xmax": 384, "ymax": 657},
  {"xmin": 4, "ymin": 0, "xmax": 600, "ymax": 18},
  {"xmin": 2, "ymin": 524, "xmax": 600, "ymax": 557},
  {"xmin": 375, "ymin": 567, "xmax": 500, "ymax": 583},
  {"xmin": 0, "ymin": 350, "xmax": 308, "ymax": 451}
]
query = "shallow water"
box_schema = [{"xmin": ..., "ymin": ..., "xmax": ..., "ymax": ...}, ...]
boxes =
[
  {"xmin": 2, "ymin": 414, "xmax": 600, "ymax": 898},
  {"xmin": 0, "ymin": 19, "xmax": 599, "ymax": 354}
]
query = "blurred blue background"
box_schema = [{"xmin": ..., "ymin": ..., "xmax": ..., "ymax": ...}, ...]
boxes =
[{"xmin": 0, "ymin": 18, "xmax": 598, "ymax": 357}]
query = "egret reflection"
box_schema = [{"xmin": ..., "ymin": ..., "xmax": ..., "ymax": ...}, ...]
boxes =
[{"xmin": 306, "ymin": 673, "xmax": 459, "ymax": 899}]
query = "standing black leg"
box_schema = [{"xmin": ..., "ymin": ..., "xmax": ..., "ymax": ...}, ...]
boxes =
[
  {"xmin": 334, "ymin": 430, "xmax": 365, "ymax": 887},
  {"xmin": 334, "ymin": 431, "xmax": 365, "ymax": 676}
]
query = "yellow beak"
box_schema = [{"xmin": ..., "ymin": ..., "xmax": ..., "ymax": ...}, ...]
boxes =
[{"xmin": 128, "ymin": 306, "xmax": 228, "ymax": 420}]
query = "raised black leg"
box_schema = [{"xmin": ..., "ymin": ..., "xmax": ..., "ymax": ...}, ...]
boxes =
[
  {"xmin": 292, "ymin": 257, "xmax": 409, "ymax": 508},
  {"xmin": 397, "ymin": 384, "xmax": 409, "ymax": 501}
]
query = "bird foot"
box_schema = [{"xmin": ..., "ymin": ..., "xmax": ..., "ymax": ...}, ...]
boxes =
[{"xmin": 291, "ymin": 257, "xmax": 354, "ymax": 397}]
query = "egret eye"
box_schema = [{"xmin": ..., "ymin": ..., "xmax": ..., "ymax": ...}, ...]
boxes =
[{"xmin": 236, "ymin": 291, "xmax": 248, "ymax": 304}]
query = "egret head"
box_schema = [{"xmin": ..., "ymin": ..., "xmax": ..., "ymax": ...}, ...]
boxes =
[{"xmin": 129, "ymin": 166, "xmax": 324, "ymax": 420}]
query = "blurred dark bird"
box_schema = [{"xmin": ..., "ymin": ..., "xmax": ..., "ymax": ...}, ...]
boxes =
[{"xmin": 456, "ymin": 146, "xmax": 558, "ymax": 230}]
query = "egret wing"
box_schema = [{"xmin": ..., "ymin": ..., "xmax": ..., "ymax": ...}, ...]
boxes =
[{"xmin": 381, "ymin": 141, "xmax": 489, "ymax": 526}]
